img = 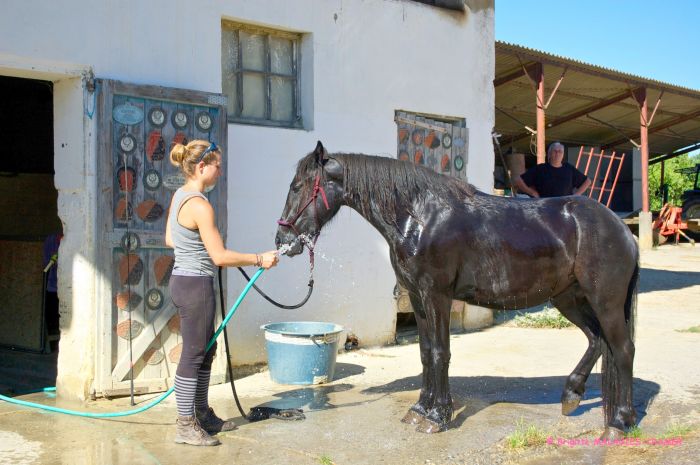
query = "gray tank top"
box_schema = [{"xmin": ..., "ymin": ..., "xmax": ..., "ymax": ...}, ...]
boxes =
[{"xmin": 168, "ymin": 188, "xmax": 215, "ymax": 277}]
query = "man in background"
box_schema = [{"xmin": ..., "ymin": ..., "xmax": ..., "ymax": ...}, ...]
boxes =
[{"xmin": 514, "ymin": 142, "xmax": 591, "ymax": 198}]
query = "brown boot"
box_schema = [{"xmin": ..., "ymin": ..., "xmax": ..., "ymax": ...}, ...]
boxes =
[
  {"xmin": 174, "ymin": 415, "xmax": 221, "ymax": 446},
  {"xmin": 196, "ymin": 407, "xmax": 237, "ymax": 434}
]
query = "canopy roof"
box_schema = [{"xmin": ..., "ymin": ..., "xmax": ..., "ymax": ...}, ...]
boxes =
[{"xmin": 495, "ymin": 41, "xmax": 700, "ymax": 159}]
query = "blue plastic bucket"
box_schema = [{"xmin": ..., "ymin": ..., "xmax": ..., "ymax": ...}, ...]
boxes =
[{"xmin": 261, "ymin": 321, "xmax": 344, "ymax": 385}]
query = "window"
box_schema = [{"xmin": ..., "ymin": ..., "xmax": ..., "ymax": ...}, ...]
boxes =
[{"xmin": 222, "ymin": 21, "xmax": 302, "ymax": 128}]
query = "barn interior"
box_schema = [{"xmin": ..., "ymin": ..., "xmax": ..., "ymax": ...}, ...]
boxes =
[{"xmin": 0, "ymin": 75, "xmax": 61, "ymax": 395}]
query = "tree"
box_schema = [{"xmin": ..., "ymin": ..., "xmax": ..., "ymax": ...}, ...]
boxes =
[{"xmin": 648, "ymin": 152, "xmax": 700, "ymax": 211}]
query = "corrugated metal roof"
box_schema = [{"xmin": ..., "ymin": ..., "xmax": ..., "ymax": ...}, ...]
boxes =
[
  {"xmin": 498, "ymin": 41, "xmax": 700, "ymax": 96},
  {"xmin": 495, "ymin": 41, "xmax": 700, "ymax": 157}
]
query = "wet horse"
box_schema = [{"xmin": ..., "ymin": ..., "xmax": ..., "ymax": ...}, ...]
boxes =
[{"xmin": 275, "ymin": 142, "xmax": 638, "ymax": 439}]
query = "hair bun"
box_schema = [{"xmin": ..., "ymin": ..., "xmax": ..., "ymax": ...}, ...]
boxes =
[{"xmin": 169, "ymin": 143, "xmax": 188, "ymax": 167}]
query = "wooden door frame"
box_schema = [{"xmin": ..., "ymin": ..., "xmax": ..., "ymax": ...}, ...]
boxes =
[{"xmin": 94, "ymin": 79, "xmax": 228, "ymax": 397}]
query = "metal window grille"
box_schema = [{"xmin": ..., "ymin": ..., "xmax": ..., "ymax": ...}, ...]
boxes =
[{"xmin": 222, "ymin": 21, "xmax": 302, "ymax": 128}]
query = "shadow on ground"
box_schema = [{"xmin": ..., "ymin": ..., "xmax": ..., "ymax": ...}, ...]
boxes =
[
  {"xmin": 361, "ymin": 374, "xmax": 660, "ymax": 428},
  {"xmin": 639, "ymin": 268, "xmax": 700, "ymax": 293},
  {"xmin": 245, "ymin": 363, "xmax": 368, "ymax": 412},
  {"xmin": 0, "ymin": 346, "xmax": 57, "ymax": 396}
]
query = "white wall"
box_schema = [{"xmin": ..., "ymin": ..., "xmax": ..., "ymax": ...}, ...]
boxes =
[
  {"xmin": 223, "ymin": 0, "xmax": 495, "ymax": 364},
  {"xmin": 1, "ymin": 0, "xmax": 495, "ymax": 372}
]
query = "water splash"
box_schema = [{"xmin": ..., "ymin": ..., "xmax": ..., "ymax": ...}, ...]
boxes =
[
  {"xmin": 276, "ymin": 233, "xmax": 315, "ymax": 255},
  {"xmin": 277, "ymin": 243, "xmax": 293, "ymax": 255},
  {"xmin": 298, "ymin": 233, "xmax": 316, "ymax": 250}
]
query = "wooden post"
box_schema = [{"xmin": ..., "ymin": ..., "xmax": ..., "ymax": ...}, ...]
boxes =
[
  {"xmin": 535, "ymin": 63, "xmax": 546, "ymax": 164},
  {"xmin": 634, "ymin": 88, "xmax": 650, "ymax": 212}
]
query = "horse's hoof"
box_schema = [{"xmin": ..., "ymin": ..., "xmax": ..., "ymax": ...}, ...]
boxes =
[
  {"xmin": 401, "ymin": 410, "xmax": 424, "ymax": 425},
  {"xmin": 561, "ymin": 394, "xmax": 582, "ymax": 416},
  {"xmin": 599, "ymin": 427, "xmax": 625, "ymax": 441},
  {"xmin": 416, "ymin": 418, "xmax": 446, "ymax": 434}
]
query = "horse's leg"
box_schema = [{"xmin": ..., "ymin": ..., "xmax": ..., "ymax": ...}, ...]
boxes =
[
  {"xmin": 551, "ymin": 285, "xmax": 601, "ymax": 415},
  {"xmin": 401, "ymin": 293, "xmax": 433, "ymax": 425},
  {"xmin": 415, "ymin": 292, "xmax": 453, "ymax": 434},
  {"xmin": 580, "ymin": 282, "xmax": 637, "ymax": 440},
  {"xmin": 597, "ymin": 313, "xmax": 636, "ymax": 439}
]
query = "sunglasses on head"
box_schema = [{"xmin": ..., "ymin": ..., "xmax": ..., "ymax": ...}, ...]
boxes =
[{"xmin": 195, "ymin": 142, "xmax": 218, "ymax": 164}]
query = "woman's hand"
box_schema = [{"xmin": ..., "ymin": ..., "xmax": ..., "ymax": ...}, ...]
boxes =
[{"xmin": 259, "ymin": 250, "xmax": 279, "ymax": 269}]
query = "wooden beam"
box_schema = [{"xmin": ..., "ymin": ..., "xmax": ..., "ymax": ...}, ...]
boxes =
[
  {"xmin": 507, "ymin": 89, "xmax": 637, "ymax": 145},
  {"xmin": 602, "ymin": 107, "xmax": 700, "ymax": 149},
  {"xmin": 544, "ymin": 66, "xmax": 568, "ymax": 109},
  {"xmin": 506, "ymin": 80, "xmax": 700, "ymax": 121},
  {"xmin": 494, "ymin": 62, "xmax": 538, "ymax": 87},
  {"xmin": 649, "ymin": 142, "xmax": 700, "ymax": 165}
]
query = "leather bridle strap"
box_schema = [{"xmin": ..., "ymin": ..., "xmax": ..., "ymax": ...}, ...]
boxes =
[{"xmin": 276, "ymin": 173, "xmax": 330, "ymax": 268}]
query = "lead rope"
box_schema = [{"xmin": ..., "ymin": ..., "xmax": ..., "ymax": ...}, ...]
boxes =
[
  {"xmin": 236, "ymin": 237, "xmax": 316, "ymax": 309},
  {"xmin": 218, "ymin": 267, "xmax": 306, "ymax": 422}
]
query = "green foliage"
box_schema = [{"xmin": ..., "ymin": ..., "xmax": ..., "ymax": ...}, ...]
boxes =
[
  {"xmin": 648, "ymin": 152, "xmax": 700, "ymax": 211},
  {"xmin": 625, "ymin": 426, "xmax": 644, "ymax": 438},
  {"xmin": 676, "ymin": 325, "xmax": 700, "ymax": 333},
  {"xmin": 660, "ymin": 422, "xmax": 695, "ymax": 438},
  {"xmin": 506, "ymin": 417, "xmax": 549, "ymax": 449},
  {"xmin": 513, "ymin": 307, "xmax": 573, "ymax": 329},
  {"xmin": 318, "ymin": 455, "xmax": 335, "ymax": 465}
]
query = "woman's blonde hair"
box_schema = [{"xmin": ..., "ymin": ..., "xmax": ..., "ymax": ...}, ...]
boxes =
[{"xmin": 169, "ymin": 139, "xmax": 221, "ymax": 177}]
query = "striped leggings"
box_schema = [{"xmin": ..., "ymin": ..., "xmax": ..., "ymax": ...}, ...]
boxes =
[{"xmin": 170, "ymin": 274, "xmax": 218, "ymax": 417}]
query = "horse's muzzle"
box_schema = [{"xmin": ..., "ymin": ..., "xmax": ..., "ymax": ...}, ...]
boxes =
[{"xmin": 275, "ymin": 231, "xmax": 304, "ymax": 256}]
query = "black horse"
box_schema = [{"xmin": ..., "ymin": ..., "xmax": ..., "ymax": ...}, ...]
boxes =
[{"xmin": 276, "ymin": 142, "xmax": 638, "ymax": 439}]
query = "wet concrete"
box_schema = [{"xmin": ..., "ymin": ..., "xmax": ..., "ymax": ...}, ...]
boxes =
[{"xmin": 0, "ymin": 244, "xmax": 698, "ymax": 465}]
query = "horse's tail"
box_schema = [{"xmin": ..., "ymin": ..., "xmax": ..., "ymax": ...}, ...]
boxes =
[{"xmin": 601, "ymin": 260, "xmax": 639, "ymax": 425}]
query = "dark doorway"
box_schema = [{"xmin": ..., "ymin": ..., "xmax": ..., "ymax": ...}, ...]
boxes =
[{"xmin": 0, "ymin": 75, "xmax": 61, "ymax": 395}]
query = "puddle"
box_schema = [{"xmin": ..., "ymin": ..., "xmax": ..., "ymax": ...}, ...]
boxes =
[{"xmin": 0, "ymin": 431, "xmax": 42, "ymax": 465}]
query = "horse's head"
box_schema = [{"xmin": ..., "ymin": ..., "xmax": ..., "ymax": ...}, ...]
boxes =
[{"xmin": 275, "ymin": 141, "xmax": 345, "ymax": 256}]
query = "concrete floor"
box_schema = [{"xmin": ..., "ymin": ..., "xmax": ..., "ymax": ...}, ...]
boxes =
[{"xmin": 0, "ymin": 244, "xmax": 698, "ymax": 465}]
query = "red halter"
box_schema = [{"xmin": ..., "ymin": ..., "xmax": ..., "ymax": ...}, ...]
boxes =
[{"xmin": 277, "ymin": 174, "xmax": 330, "ymax": 267}]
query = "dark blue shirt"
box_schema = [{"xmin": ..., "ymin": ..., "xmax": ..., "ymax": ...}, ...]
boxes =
[{"xmin": 520, "ymin": 162, "xmax": 588, "ymax": 198}]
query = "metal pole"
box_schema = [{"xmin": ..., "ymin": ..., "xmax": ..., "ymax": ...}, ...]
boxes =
[
  {"xmin": 575, "ymin": 146, "xmax": 584, "ymax": 169},
  {"xmin": 660, "ymin": 161, "xmax": 666, "ymax": 205},
  {"xmin": 598, "ymin": 151, "xmax": 616, "ymax": 203},
  {"xmin": 583, "ymin": 147, "xmax": 594, "ymax": 178},
  {"xmin": 535, "ymin": 63, "xmax": 546, "ymax": 164},
  {"xmin": 607, "ymin": 153, "xmax": 626, "ymax": 208},
  {"xmin": 589, "ymin": 150, "xmax": 605, "ymax": 200}
]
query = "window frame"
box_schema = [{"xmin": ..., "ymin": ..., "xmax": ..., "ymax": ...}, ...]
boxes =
[{"xmin": 222, "ymin": 20, "xmax": 302, "ymax": 129}]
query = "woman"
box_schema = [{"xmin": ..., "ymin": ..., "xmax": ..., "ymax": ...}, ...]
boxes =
[{"xmin": 166, "ymin": 139, "xmax": 279, "ymax": 446}]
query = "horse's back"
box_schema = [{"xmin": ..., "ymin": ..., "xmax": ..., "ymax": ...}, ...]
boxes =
[
  {"xmin": 447, "ymin": 194, "xmax": 637, "ymax": 308},
  {"xmin": 563, "ymin": 196, "xmax": 639, "ymax": 293}
]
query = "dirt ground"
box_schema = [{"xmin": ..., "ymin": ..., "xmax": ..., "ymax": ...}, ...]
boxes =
[{"xmin": 0, "ymin": 244, "xmax": 698, "ymax": 465}]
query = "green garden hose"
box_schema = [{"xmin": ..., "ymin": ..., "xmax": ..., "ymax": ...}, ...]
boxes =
[{"xmin": 0, "ymin": 268, "xmax": 264, "ymax": 418}]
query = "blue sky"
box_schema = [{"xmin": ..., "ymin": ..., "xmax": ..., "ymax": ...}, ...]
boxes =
[{"xmin": 496, "ymin": 0, "xmax": 700, "ymax": 91}]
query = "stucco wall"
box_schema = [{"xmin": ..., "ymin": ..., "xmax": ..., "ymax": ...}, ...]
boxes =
[
  {"xmin": 222, "ymin": 1, "xmax": 495, "ymax": 364},
  {"xmin": 0, "ymin": 0, "xmax": 495, "ymax": 379}
]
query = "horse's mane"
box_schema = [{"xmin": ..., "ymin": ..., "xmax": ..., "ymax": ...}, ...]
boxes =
[{"xmin": 297, "ymin": 152, "xmax": 476, "ymax": 223}]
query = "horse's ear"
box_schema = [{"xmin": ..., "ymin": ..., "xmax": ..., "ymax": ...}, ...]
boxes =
[{"xmin": 313, "ymin": 140, "xmax": 328, "ymax": 164}]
